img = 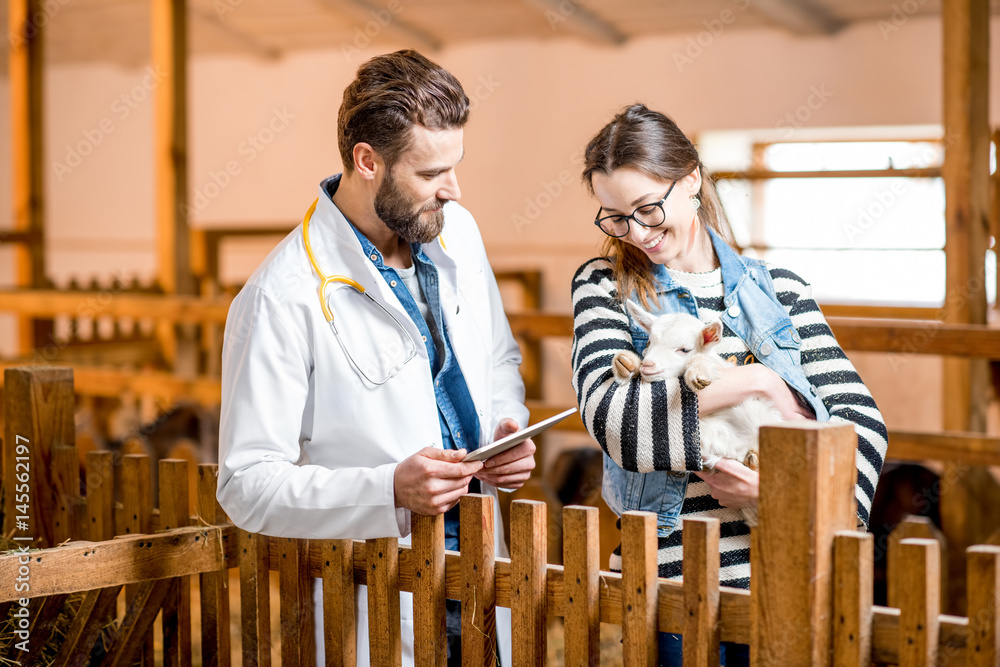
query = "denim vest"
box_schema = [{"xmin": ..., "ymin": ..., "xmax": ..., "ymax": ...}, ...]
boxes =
[{"xmin": 602, "ymin": 227, "xmax": 830, "ymax": 537}]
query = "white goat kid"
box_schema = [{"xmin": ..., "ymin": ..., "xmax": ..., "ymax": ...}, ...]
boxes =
[{"xmin": 612, "ymin": 301, "xmax": 785, "ymax": 526}]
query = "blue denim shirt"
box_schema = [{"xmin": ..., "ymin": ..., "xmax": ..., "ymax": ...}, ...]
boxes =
[
  {"xmin": 603, "ymin": 227, "xmax": 830, "ymax": 537},
  {"xmin": 331, "ymin": 179, "xmax": 481, "ymax": 551}
]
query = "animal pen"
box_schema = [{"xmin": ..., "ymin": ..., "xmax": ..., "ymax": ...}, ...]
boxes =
[{"xmin": 1, "ymin": 365, "xmax": 999, "ymax": 665}]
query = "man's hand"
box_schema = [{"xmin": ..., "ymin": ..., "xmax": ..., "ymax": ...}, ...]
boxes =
[
  {"xmin": 474, "ymin": 418, "xmax": 536, "ymax": 489},
  {"xmin": 692, "ymin": 458, "xmax": 759, "ymax": 509},
  {"xmin": 393, "ymin": 447, "xmax": 484, "ymax": 516}
]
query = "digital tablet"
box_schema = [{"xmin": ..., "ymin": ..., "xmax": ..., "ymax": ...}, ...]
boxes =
[{"xmin": 463, "ymin": 407, "xmax": 579, "ymax": 462}]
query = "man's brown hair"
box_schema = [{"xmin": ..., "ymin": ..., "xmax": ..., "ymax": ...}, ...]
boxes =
[{"xmin": 338, "ymin": 50, "xmax": 469, "ymax": 172}]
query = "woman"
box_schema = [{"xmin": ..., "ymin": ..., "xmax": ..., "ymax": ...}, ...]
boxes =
[{"xmin": 570, "ymin": 104, "xmax": 887, "ymax": 665}]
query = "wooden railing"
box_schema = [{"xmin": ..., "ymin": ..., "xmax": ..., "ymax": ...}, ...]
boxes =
[{"xmin": 2, "ymin": 366, "xmax": 999, "ymax": 664}]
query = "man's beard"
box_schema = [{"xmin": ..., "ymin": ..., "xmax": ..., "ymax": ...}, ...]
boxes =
[{"xmin": 374, "ymin": 171, "xmax": 447, "ymax": 244}]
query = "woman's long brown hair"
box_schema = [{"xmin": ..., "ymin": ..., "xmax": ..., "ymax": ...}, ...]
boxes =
[{"xmin": 582, "ymin": 104, "xmax": 734, "ymax": 309}]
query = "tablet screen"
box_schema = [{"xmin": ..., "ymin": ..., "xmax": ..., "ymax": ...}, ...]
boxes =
[{"xmin": 463, "ymin": 407, "xmax": 579, "ymax": 462}]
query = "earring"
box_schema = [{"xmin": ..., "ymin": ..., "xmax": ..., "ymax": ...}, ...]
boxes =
[{"xmin": 691, "ymin": 196, "xmax": 701, "ymax": 210}]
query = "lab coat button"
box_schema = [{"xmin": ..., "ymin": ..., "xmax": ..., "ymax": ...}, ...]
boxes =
[
  {"xmin": 760, "ymin": 342, "xmax": 773, "ymax": 356},
  {"xmin": 727, "ymin": 304, "xmax": 740, "ymax": 317}
]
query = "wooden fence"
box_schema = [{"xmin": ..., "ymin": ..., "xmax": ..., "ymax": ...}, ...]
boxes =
[{"xmin": 2, "ymin": 366, "xmax": 1000, "ymax": 665}]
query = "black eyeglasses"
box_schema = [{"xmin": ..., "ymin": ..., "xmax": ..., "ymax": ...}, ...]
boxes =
[{"xmin": 594, "ymin": 181, "xmax": 677, "ymax": 238}]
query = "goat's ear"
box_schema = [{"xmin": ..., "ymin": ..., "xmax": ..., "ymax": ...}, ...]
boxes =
[
  {"xmin": 700, "ymin": 321, "xmax": 724, "ymax": 348},
  {"xmin": 624, "ymin": 299, "xmax": 657, "ymax": 333}
]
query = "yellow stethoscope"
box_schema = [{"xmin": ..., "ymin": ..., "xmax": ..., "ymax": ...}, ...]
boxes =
[{"xmin": 301, "ymin": 198, "xmax": 418, "ymax": 385}]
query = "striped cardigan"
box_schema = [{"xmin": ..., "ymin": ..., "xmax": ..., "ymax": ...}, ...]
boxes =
[{"xmin": 571, "ymin": 257, "xmax": 888, "ymax": 588}]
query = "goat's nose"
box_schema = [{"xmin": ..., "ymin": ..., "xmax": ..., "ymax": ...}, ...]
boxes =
[{"xmin": 639, "ymin": 359, "xmax": 658, "ymax": 374}]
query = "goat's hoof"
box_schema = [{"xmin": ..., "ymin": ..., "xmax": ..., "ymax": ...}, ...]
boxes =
[
  {"xmin": 744, "ymin": 450, "xmax": 760, "ymax": 472},
  {"xmin": 684, "ymin": 369, "xmax": 712, "ymax": 391},
  {"xmin": 612, "ymin": 352, "xmax": 640, "ymax": 381}
]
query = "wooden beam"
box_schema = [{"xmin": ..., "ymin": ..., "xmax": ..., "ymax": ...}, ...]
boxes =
[
  {"xmin": 517, "ymin": 0, "xmax": 626, "ymax": 45},
  {"xmin": 0, "ymin": 524, "xmax": 236, "ymax": 602},
  {"xmin": 940, "ymin": 0, "xmax": 992, "ymax": 615},
  {"xmin": 316, "ymin": 0, "xmax": 442, "ymax": 51},
  {"xmin": 9, "ymin": 0, "xmax": 46, "ymax": 357},
  {"xmin": 747, "ymin": 0, "xmax": 844, "ymax": 35},
  {"xmin": 152, "ymin": 0, "xmax": 197, "ymax": 376},
  {"xmin": 825, "ymin": 318, "xmax": 1000, "ymax": 358},
  {"xmin": 189, "ymin": 5, "xmax": 282, "ymax": 61},
  {"xmin": 713, "ymin": 167, "xmax": 941, "ymax": 180},
  {"xmin": 0, "ymin": 289, "xmax": 231, "ymax": 323}
]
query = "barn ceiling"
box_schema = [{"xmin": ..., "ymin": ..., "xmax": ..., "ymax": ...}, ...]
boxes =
[{"xmin": 1, "ymin": 0, "xmax": 999, "ymax": 70}]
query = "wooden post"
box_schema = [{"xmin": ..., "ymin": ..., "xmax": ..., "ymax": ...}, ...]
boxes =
[
  {"xmin": 562, "ymin": 505, "xmax": 600, "ymax": 667},
  {"xmin": 940, "ymin": 0, "xmax": 992, "ymax": 614},
  {"xmin": 366, "ymin": 537, "xmax": 402, "ymax": 667},
  {"xmin": 897, "ymin": 538, "xmax": 941, "ymax": 665},
  {"xmin": 461, "ymin": 494, "xmax": 497, "ymax": 667},
  {"xmin": 751, "ymin": 423, "xmax": 857, "ymax": 665},
  {"xmin": 966, "ymin": 545, "xmax": 1000, "ymax": 666},
  {"xmin": 239, "ymin": 530, "xmax": 271, "ymax": 667},
  {"xmin": 196, "ymin": 463, "xmax": 231, "ymax": 667},
  {"xmin": 412, "ymin": 513, "xmax": 446, "ymax": 667},
  {"xmin": 833, "ymin": 532, "xmax": 874, "ymax": 667},
  {"xmin": 160, "ymin": 459, "xmax": 192, "ymax": 666},
  {"xmin": 278, "ymin": 537, "xmax": 316, "ymax": 666},
  {"xmin": 151, "ymin": 0, "xmax": 197, "ymax": 375},
  {"xmin": 683, "ymin": 517, "xmax": 720, "ymax": 667},
  {"xmin": 8, "ymin": 0, "xmax": 47, "ymax": 356},
  {"xmin": 511, "ymin": 500, "xmax": 547, "ymax": 666},
  {"xmin": 621, "ymin": 511, "xmax": 658, "ymax": 667},
  {"xmin": 3, "ymin": 367, "xmax": 75, "ymax": 548},
  {"xmin": 321, "ymin": 539, "xmax": 357, "ymax": 667}
]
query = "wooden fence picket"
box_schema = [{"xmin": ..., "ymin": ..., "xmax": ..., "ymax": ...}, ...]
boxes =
[
  {"xmin": 898, "ymin": 537, "xmax": 941, "ymax": 666},
  {"xmin": 412, "ymin": 513, "xmax": 446, "ymax": 667},
  {"xmin": 965, "ymin": 545, "xmax": 1000, "ymax": 666},
  {"xmin": 197, "ymin": 463, "xmax": 231, "ymax": 667},
  {"xmin": 122, "ymin": 453, "xmax": 155, "ymax": 666},
  {"xmin": 160, "ymin": 458, "xmax": 193, "ymax": 666},
  {"xmin": 278, "ymin": 537, "xmax": 315, "ymax": 666},
  {"xmin": 682, "ymin": 517, "xmax": 720, "ymax": 667},
  {"xmin": 622, "ymin": 510, "xmax": 658, "ymax": 667},
  {"xmin": 52, "ymin": 444, "xmax": 82, "ymax": 542},
  {"xmin": 511, "ymin": 499, "xmax": 547, "ymax": 666},
  {"xmin": 239, "ymin": 529, "xmax": 271, "ymax": 667},
  {"xmin": 366, "ymin": 537, "xmax": 402, "ymax": 667},
  {"xmin": 833, "ymin": 531, "xmax": 874, "ymax": 667},
  {"xmin": 461, "ymin": 494, "xmax": 497, "ymax": 667},
  {"xmin": 321, "ymin": 538, "xmax": 357, "ymax": 666},
  {"xmin": 86, "ymin": 450, "xmax": 115, "ymax": 542},
  {"xmin": 562, "ymin": 505, "xmax": 600, "ymax": 667}
]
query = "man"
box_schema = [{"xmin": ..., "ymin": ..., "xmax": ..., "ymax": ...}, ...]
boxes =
[{"xmin": 217, "ymin": 50, "xmax": 535, "ymax": 665}]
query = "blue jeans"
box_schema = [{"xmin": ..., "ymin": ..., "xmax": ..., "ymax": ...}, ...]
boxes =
[{"xmin": 658, "ymin": 632, "xmax": 749, "ymax": 666}]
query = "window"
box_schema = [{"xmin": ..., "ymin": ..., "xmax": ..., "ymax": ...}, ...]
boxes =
[{"xmin": 700, "ymin": 128, "xmax": 997, "ymax": 307}]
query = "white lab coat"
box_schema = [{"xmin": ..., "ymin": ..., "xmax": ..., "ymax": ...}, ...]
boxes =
[{"xmin": 217, "ymin": 181, "xmax": 528, "ymax": 665}]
